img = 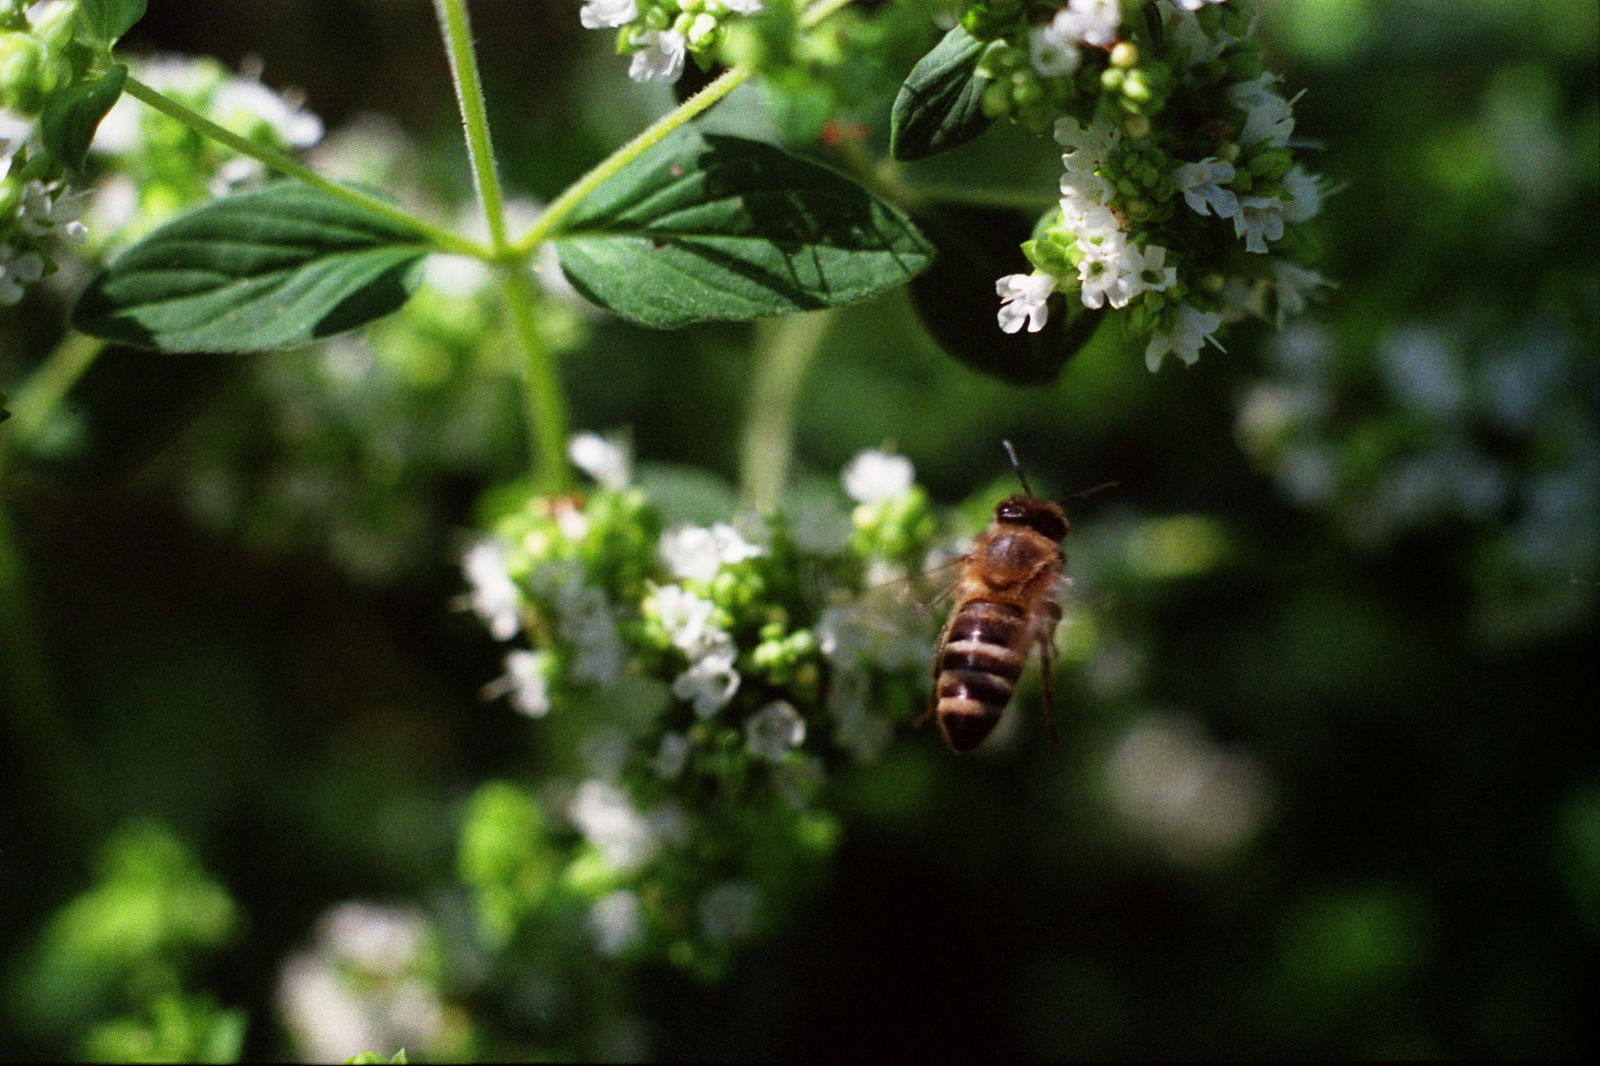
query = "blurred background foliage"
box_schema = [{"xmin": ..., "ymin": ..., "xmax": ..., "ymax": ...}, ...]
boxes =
[{"xmin": 2, "ymin": 0, "xmax": 1597, "ymax": 1059}]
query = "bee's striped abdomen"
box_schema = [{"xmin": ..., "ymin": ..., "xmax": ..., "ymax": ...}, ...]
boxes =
[{"xmin": 934, "ymin": 599, "xmax": 1028, "ymax": 753}]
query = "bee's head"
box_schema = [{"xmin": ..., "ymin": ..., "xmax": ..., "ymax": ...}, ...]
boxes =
[{"xmin": 994, "ymin": 494, "xmax": 1069, "ymax": 542}]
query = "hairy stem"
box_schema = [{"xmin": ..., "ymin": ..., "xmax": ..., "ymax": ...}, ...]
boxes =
[
  {"xmin": 433, "ymin": 0, "xmax": 511, "ymax": 255},
  {"xmin": 120, "ymin": 76, "xmax": 486, "ymax": 258}
]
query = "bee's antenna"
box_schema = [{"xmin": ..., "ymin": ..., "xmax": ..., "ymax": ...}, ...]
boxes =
[
  {"xmin": 1065, "ymin": 480, "xmax": 1119, "ymax": 503},
  {"xmin": 1001, "ymin": 439, "xmax": 1035, "ymax": 497}
]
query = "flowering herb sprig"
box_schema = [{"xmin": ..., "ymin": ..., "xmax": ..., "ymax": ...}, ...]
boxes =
[
  {"xmin": 459, "ymin": 438, "xmax": 948, "ymax": 972},
  {"xmin": 895, "ymin": 0, "xmax": 1331, "ymax": 371},
  {"xmin": 578, "ymin": 0, "xmax": 767, "ymax": 84}
]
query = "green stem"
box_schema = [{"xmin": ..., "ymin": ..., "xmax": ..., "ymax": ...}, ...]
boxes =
[
  {"xmin": 513, "ymin": 0, "xmax": 858, "ymax": 254},
  {"xmin": 739, "ymin": 309, "xmax": 835, "ymax": 514},
  {"xmin": 433, "ymin": 0, "xmax": 510, "ymax": 255},
  {"xmin": 3, "ymin": 332, "xmax": 105, "ymax": 445},
  {"xmin": 499, "ymin": 267, "xmax": 571, "ymax": 493},
  {"xmin": 514, "ymin": 64, "xmax": 753, "ymax": 254},
  {"xmin": 120, "ymin": 76, "xmax": 487, "ymax": 258}
]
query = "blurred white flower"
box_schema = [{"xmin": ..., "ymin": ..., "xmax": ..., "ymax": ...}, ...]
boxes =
[
  {"xmin": 277, "ymin": 902, "xmax": 458, "ymax": 1063},
  {"xmin": 569, "ymin": 780, "xmax": 660, "ymax": 871},
  {"xmin": 569, "ymin": 431, "xmax": 632, "ymax": 490},
  {"xmin": 672, "ymin": 648, "xmax": 741, "ymax": 718},
  {"xmin": 744, "ymin": 701, "xmax": 806, "ymax": 761},
  {"xmin": 1103, "ymin": 714, "xmax": 1273, "ymax": 863},
  {"xmin": 589, "ymin": 890, "xmax": 644, "ymax": 957},
  {"xmin": 660, "ymin": 523, "xmax": 764, "ymax": 582},
  {"xmin": 462, "ymin": 538, "xmax": 523, "ymax": 640},
  {"xmin": 842, "ymin": 449, "xmax": 915, "ymax": 503},
  {"xmin": 629, "ymin": 29, "xmax": 687, "ymax": 83},
  {"xmin": 653, "ymin": 732, "xmax": 692, "ymax": 779},
  {"xmin": 698, "ymin": 880, "xmax": 761, "ymax": 943},
  {"xmin": 580, "ymin": 0, "xmax": 637, "ymax": 29}
]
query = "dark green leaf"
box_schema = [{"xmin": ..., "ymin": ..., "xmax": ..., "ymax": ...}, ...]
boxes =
[
  {"xmin": 76, "ymin": 0, "xmax": 147, "ymax": 46},
  {"xmin": 908, "ymin": 206, "xmax": 1102, "ymax": 386},
  {"xmin": 554, "ymin": 131, "xmax": 934, "ymax": 329},
  {"xmin": 72, "ymin": 183, "xmax": 429, "ymax": 353},
  {"xmin": 890, "ymin": 26, "xmax": 994, "ymax": 162},
  {"xmin": 40, "ymin": 65, "xmax": 127, "ymax": 171}
]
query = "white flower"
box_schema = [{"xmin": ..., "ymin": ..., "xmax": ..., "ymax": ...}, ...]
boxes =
[
  {"xmin": 213, "ymin": 77, "xmax": 324, "ymax": 149},
  {"xmin": 629, "ymin": 29, "xmax": 688, "ymax": 83},
  {"xmin": 996, "ymin": 272, "xmax": 1056, "ymax": 334},
  {"xmin": 1076, "ymin": 229, "xmax": 1140, "ymax": 309},
  {"xmin": 744, "ymin": 701, "xmax": 806, "ymax": 761},
  {"xmin": 1173, "ymin": 0, "xmax": 1227, "ymax": 9},
  {"xmin": 1104, "ymin": 713, "xmax": 1273, "ymax": 863},
  {"xmin": 1056, "ymin": 0, "xmax": 1123, "ymax": 48},
  {"xmin": 1230, "ymin": 75, "xmax": 1295, "ymax": 148},
  {"xmin": 649, "ymin": 584, "xmax": 725, "ymax": 657},
  {"xmin": 698, "ymin": 881, "xmax": 760, "ymax": 943},
  {"xmin": 1233, "ymin": 194, "xmax": 1286, "ymax": 253},
  {"xmin": 568, "ymin": 431, "xmax": 631, "ymax": 489},
  {"xmin": 672, "ymin": 648, "xmax": 741, "ymax": 717},
  {"xmin": 1122, "ymin": 242, "xmax": 1179, "ymax": 303},
  {"xmin": 589, "ymin": 890, "xmax": 643, "ymax": 957},
  {"xmin": 1029, "ymin": 23, "xmax": 1082, "ymax": 79},
  {"xmin": 17, "ymin": 179, "xmax": 91, "ymax": 242},
  {"xmin": 569, "ymin": 780, "xmax": 659, "ymax": 871},
  {"xmin": 492, "ymin": 649, "xmax": 555, "ymax": 717},
  {"xmin": 0, "ymin": 243, "xmax": 47, "ymax": 306},
  {"xmin": 716, "ymin": 0, "xmax": 765, "ymax": 13},
  {"xmin": 841, "ymin": 449, "xmax": 915, "ymax": 503},
  {"xmin": 653, "ymin": 732, "xmax": 692, "ymax": 779},
  {"xmin": 580, "ymin": 0, "xmax": 637, "ymax": 28},
  {"xmin": 1281, "ymin": 164, "xmax": 1325, "ymax": 224},
  {"xmin": 1145, "ymin": 305, "xmax": 1224, "ymax": 371},
  {"xmin": 660, "ymin": 523, "xmax": 764, "ymax": 583},
  {"xmin": 462, "ymin": 538, "xmax": 523, "ymax": 640},
  {"xmin": 1174, "ymin": 157, "xmax": 1239, "ymax": 218},
  {"xmin": 1270, "ymin": 261, "xmax": 1331, "ymax": 324}
]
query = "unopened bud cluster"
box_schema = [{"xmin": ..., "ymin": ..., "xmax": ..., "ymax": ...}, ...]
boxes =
[
  {"xmin": 577, "ymin": 0, "xmax": 766, "ymax": 84},
  {"xmin": 974, "ymin": 0, "xmax": 1331, "ymax": 369}
]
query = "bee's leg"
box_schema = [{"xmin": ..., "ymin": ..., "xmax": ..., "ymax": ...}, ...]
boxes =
[{"xmin": 1037, "ymin": 621, "xmax": 1061, "ymax": 746}]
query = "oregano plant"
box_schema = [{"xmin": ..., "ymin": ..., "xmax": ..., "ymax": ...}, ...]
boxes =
[{"xmin": 1, "ymin": 0, "xmax": 1340, "ymax": 1059}]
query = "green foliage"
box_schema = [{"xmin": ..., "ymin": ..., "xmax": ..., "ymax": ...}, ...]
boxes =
[
  {"xmin": 75, "ymin": 0, "xmax": 146, "ymax": 49},
  {"xmin": 554, "ymin": 130, "xmax": 936, "ymax": 327},
  {"xmin": 10, "ymin": 820, "xmax": 241, "ymax": 1057},
  {"xmin": 70, "ymin": 182, "xmax": 430, "ymax": 352},
  {"xmin": 890, "ymin": 25, "xmax": 993, "ymax": 161},
  {"xmin": 39, "ymin": 62, "xmax": 124, "ymax": 170}
]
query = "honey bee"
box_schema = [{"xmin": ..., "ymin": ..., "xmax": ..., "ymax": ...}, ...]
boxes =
[{"xmin": 922, "ymin": 442, "xmax": 1069, "ymax": 753}]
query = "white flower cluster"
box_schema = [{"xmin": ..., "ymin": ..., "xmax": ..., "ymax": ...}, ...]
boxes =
[
  {"xmin": 993, "ymin": 1, "xmax": 1331, "ymax": 371},
  {"xmin": 276, "ymin": 902, "xmax": 462, "ymax": 1062},
  {"xmin": 577, "ymin": 0, "xmax": 764, "ymax": 84},
  {"xmin": 1, "ymin": 112, "xmax": 89, "ymax": 304}
]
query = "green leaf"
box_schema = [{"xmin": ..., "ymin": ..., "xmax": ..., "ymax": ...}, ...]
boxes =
[
  {"xmin": 72, "ymin": 183, "xmax": 430, "ymax": 353},
  {"xmin": 554, "ymin": 131, "xmax": 934, "ymax": 329},
  {"xmin": 908, "ymin": 206, "xmax": 1102, "ymax": 386},
  {"xmin": 890, "ymin": 27, "xmax": 994, "ymax": 163},
  {"xmin": 76, "ymin": 0, "xmax": 147, "ymax": 46},
  {"xmin": 40, "ymin": 65, "xmax": 127, "ymax": 171}
]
